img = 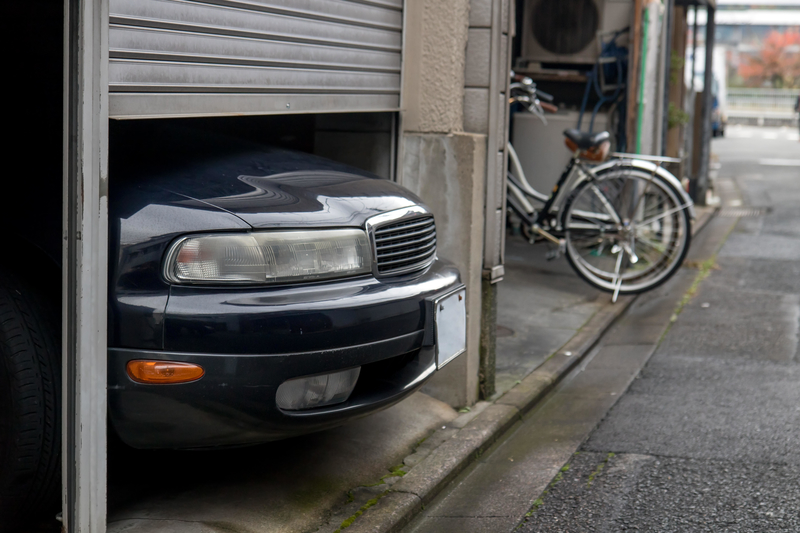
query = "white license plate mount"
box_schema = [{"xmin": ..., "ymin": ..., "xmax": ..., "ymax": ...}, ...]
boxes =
[{"xmin": 434, "ymin": 286, "xmax": 467, "ymax": 369}]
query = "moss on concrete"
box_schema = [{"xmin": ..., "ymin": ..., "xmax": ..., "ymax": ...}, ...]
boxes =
[{"xmin": 333, "ymin": 492, "xmax": 388, "ymax": 533}]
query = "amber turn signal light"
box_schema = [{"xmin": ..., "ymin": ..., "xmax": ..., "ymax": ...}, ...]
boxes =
[{"xmin": 126, "ymin": 360, "xmax": 205, "ymax": 384}]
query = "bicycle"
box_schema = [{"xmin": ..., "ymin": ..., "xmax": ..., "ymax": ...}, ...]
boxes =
[{"xmin": 506, "ymin": 76, "xmax": 695, "ymax": 302}]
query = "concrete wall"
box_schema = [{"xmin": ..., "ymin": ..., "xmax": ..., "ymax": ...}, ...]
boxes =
[
  {"xmin": 402, "ymin": 133, "xmax": 486, "ymax": 406},
  {"xmin": 314, "ymin": 113, "xmax": 394, "ymax": 179},
  {"xmin": 399, "ymin": 0, "xmax": 484, "ymax": 407},
  {"xmin": 463, "ymin": 0, "xmax": 512, "ymax": 400},
  {"xmin": 398, "ymin": 0, "xmax": 513, "ymax": 406}
]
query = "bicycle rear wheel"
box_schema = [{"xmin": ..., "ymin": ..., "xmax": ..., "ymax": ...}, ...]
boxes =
[{"xmin": 562, "ymin": 168, "xmax": 691, "ymax": 296}]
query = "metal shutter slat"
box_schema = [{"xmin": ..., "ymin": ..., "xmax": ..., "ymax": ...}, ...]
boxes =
[
  {"xmin": 109, "ymin": 61, "xmax": 401, "ymax": 93},
  {"xmin": 109, "ymin": 27, "xmax": 401, "ymax": 73},
  {"xmin": 189, "ymin": 0, "xmax": 402, "ymax": 30},
  {"xmin": 112, "ymin": 0, "xmax": 401, "ymax": 51}
]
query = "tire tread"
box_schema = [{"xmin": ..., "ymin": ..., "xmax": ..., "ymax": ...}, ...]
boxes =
[{"xmin": 0, "ymin": 268, "xmax": 61, "ymax": 527}]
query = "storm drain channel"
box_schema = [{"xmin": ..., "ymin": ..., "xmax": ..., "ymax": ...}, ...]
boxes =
[{"xmin": 718, "ymin": 207, "xmax": 771, "ymax": 218}]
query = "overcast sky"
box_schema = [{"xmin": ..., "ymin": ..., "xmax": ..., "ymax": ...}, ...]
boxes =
[{"xmin": 718, "ymin": 0, "xmax": 800, "ymax": 6}]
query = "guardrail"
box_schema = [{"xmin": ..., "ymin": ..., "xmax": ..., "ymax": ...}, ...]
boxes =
[
  {"xmin": 727, "ymin": 88, "xmax": 798, "ymax": 112},
  {"xmin": 726, "ymin": 88, "xmax": 798, "ymax": 125}
]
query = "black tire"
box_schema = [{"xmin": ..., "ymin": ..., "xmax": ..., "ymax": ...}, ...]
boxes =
[
  {"xmin": 0, "ymin": 268, "xmax": 61, "ymax": 528},
  {"xmin": 561, "ymin": 168, "xmax": 692, "ymax": 296}
]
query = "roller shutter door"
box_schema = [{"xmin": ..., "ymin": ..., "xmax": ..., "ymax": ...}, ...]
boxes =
[{"xmin": 108, "ymin": 0, "xmax": 403, "ymax": 118}]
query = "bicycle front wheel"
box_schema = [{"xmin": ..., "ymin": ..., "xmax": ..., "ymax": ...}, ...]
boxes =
[{"xmin": 562, "ymin": 168, "xmax": 692, "ymax": 295}]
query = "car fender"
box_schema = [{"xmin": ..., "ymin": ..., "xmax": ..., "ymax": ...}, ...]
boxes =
[{"xmin": 589, "ymin": 158, "xmax": 696, "ymax": 220}]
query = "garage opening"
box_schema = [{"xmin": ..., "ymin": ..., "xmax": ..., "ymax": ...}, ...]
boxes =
[
  {"xmin": 3, "ymin": 1, "xmax": 64, "ymax": 531},
  {"xmin": 4, "ymin": 0, "xmax": 464, "ymax": 529},
  {"xmin": 112, "ymin": 112, "xmax": 398, "ymax": 181},
  {"xmin": 5, "ymin": 0, "xmax": 400, "ymax": 529}
]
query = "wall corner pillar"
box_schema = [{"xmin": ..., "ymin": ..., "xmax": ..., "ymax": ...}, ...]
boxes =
[{"xmin": 400, "ymin": 132, "xmax": 486, "ymax": 407}]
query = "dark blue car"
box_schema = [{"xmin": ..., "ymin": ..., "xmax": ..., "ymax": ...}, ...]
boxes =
[{"xmin": 0, "ymin": 122, "xmax": 465, "ymax": 524}]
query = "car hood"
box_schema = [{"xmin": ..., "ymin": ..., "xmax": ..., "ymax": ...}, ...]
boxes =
[
  {"xmin": 174, "ymin": 170, "xmax": 418, "ymax": 229},
  {"xmin": 111, "ymin": 123, "xmax": 420, "ymax": 230}
]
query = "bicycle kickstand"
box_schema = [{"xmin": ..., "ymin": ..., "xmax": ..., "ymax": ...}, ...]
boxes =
[{"xmin": 532, "ymin": 225, "xmax": 566, "ymax": 260}]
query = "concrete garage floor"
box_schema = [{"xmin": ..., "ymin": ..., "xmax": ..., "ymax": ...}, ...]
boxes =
[
  {"xmin": 107, "ymin": 393, "xmax": 458, "ymax": 533},
  {"xmin": 495, "ymin": 236, "xmax": 607, "ymax": 395}
]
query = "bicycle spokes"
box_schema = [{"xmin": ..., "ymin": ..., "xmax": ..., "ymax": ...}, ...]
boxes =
[{"xmin": 563, "ymin": 171, "xmax": 690, "ymax": 295}]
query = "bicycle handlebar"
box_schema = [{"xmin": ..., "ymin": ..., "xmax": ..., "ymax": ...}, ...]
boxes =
[
  {"xmin": 509, "ymin": 72, "xmax": 558, "ymax": 121},
  {"xmin": 540, "ymin": 102, "xmax": 558, "ymax": 113}
]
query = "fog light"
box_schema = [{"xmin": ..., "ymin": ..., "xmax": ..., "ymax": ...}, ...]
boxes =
[
  {"xmin": 127, "ymin": 360, "xmax": 205, "ymax": 384},
  {"xmin": 276, "ymin": 367, "xmax": 361, "ymax": 411}
]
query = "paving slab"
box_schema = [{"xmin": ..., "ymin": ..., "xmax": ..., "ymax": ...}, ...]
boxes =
[
  {"xmin": 719, "ymin": 233, "xmax": 800, "ymax": 261},
  {"xmin": 404, "ymin": 516, "xmax": 511, "ymax": 533},
  {"xmin": 702, "ymin": 256, "xmax": 800, "ymax": 294}
]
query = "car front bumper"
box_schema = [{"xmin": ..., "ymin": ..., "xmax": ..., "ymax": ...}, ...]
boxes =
[{"xmin": 108, "ymin": 261, "xmax": 462, "ymax": 449}]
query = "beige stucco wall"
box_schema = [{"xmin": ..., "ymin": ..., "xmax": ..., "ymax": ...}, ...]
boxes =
[{"xmin": 402, "ymin": 0, "xmax": 470, "ymax": 134}]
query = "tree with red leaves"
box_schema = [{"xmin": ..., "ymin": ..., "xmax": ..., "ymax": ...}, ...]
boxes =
[{"xmin": 738, "ymin": 30, "xmax": 800, "ymax": 88}]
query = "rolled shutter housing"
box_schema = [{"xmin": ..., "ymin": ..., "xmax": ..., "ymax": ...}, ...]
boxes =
[{"xmin": 109, "ymin": 0, "xmax": 403, "ymax": 118}]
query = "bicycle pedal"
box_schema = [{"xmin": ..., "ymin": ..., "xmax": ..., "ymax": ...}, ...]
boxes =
[{"xmin": 545, "ymin": 248, "xmax": 561, "ymax": 261}]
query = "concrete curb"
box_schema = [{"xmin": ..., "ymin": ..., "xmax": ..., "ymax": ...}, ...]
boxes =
[
  {"xmin": 343, "ymin": 296, "xmax": 635, "ymax": 533},
  {"xmin": 343, "ymin": 208, "xmax": 716, "ymax": 533},
  {"xmin": 692, "ymin": 205, "xmax": 720, "ymax": 237}
]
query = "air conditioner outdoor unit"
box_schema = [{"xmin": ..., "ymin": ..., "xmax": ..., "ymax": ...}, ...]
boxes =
[{"xmin": 519, "ymin": 0, "xmax": 633, "ymax": 68}]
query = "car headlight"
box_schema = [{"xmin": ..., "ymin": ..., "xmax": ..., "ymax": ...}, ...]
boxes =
[{"xmin": 163, "ymin": 229, "xmax": 372, "ymax": 285}]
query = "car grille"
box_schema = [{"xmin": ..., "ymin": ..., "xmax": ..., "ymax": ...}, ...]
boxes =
[{"xmin": 373, "ymin": 215, "xmax": 437, "ymax": 276}]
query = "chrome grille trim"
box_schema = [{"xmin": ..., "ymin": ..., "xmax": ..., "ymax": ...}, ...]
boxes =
[
  {"xmin": 377, "ymin": 239, "xmax": 436, "ymax": 259},
  {"xmin": 366, "ymin": 206, "xmax": 437, "ymax": 277},
  {"xmin": 376, "ymin": 231, "xmax": 436, "ymax": 251},
  {"xmin": 375, "ymin": 224, "xmax": 435, "ymax": 242}
]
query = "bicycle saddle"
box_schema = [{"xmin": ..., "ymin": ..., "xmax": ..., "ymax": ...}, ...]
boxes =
[{"xmin": 563, "ymin": 129, "xmax": 611, "ymax": 150}]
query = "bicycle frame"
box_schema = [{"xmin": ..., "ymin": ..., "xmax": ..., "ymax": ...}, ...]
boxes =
[
  {"xmin": 506, "ymin": 143, "xmax": 694, "ymax": 237},
  {"xmin": 507, "ymin": 143, "xmax": 606, "ymax": 234},
  {"xmin": 505, "ymin": 75, "xmax": 697, "ymax": 302}
]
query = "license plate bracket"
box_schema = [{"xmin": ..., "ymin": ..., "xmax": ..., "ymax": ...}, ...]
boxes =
[{"xmin": 433, "ymin": 287, "xmax": 467, "ymax": 369}]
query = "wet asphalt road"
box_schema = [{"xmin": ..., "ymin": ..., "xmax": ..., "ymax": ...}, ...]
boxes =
[{"xmin": 519, "ymin": 128, "xmax": 800, "ymax": 532}]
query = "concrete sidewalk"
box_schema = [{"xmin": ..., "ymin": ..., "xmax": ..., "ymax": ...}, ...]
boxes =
[{"xmin": 495, "ymin": 236, "xmax": 607, "ymax": 396}]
